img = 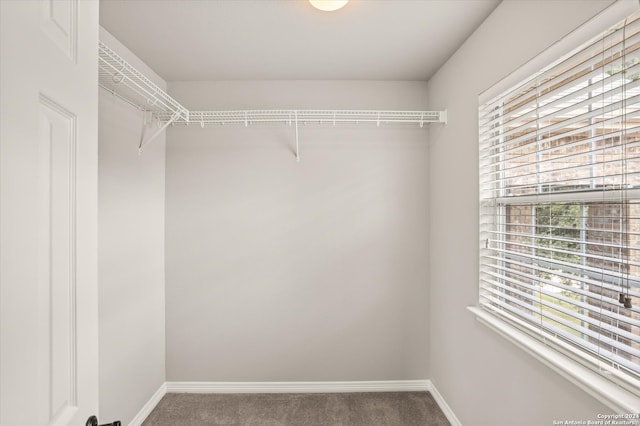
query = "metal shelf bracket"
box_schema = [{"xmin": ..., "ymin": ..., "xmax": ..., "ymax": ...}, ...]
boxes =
[
  {"xmin": 139, "ymin": 112, "xmax": 181, "ymax": 154},
  {"xmin": 294, "ymin": 110, "xmax": 300, "ymax": 162}
]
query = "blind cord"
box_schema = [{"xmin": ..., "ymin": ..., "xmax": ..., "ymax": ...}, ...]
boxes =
[{"xmin": 620, "ymin": 18, "xmax": 633, "ymax": 309}]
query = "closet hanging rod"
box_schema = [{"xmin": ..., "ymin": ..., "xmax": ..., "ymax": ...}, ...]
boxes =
[{"xmin": 157, "ymin": 109, "xmax": 447, "ymax": 126}]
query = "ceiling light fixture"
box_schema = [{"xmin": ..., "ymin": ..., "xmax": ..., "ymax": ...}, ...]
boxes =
[{"xmin": 308, "ymin": 0, "xmax": 348, "ymax": 12}]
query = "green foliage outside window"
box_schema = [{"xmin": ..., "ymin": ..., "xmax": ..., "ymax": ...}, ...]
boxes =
[
  {"xmin": 534, "ymin": 203, "xmax": 583, "ymax": 337},
  {"xmin": 535, "ymin": 203, "xmax": 582, "ymax": 265},
  {"xmin": 606, "ymin": 56, "xmax": 640, "ymax": 81}
]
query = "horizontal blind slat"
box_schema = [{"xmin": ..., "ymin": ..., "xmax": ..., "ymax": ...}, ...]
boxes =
[
  {"xmin": 482, "ymin": 258, "xmax": 640, "ymax": 307},
  {"xmin": 480, "ymin": 278, "xmax": 640, "ymax": 351},
  {"xmin": 481, "ymin": 267, "xmax": 640, "ymax": 328},
  {"xmin": 486, "ymin": 246, "xmax": 640, "ymax": 293}
]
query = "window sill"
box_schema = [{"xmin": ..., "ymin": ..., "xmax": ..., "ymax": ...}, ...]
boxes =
[{"xmin": 467, "ymin": 306, "xmax": 640, "ymax": 414}]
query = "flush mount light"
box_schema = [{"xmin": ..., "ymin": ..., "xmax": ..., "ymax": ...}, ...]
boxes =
[{"xmin": 309, "ymin": 0, "xmax": 348, "ymax": 12}]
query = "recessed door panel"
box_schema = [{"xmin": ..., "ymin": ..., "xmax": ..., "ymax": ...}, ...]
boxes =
[
  {"xmin": 41, "ymin": 0, "xmax": 77, "ymax": 62},
  {"xmin": 37, "ymin": 96, "xmax": 78, "ymax": 426}
]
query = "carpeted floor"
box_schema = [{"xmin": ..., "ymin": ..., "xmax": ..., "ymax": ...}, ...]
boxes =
[{"xmin": 142, "ymin": 392, "xmax": 450, "ymax": 426}]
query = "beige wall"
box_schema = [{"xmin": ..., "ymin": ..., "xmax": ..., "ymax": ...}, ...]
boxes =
[
  {"xmin": 98, "ymin": 28, "xmax": 166, "ymax": 425},
  {"xmin": 426, "ymin": 1, "xmax": 628, "ymax": 425},
  {"xmin": 164, "ymin": 81, "xmax": 430, "ymax": 381}
]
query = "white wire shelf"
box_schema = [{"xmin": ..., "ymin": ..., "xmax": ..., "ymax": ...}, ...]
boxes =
[
  {"xmin": 98, "ymin": 40, "xmax": 446, "ymax": 155},
  {"xmin": 157, "ymin": 109, "xmax": 447, "ymax": 126},
  {"xmin": 99, "ymin": 41, "xmax": 189, "ymax": 122}
]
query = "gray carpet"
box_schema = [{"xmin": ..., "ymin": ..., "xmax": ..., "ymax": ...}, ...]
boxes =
[{"xmin": 142, "ymin": 392, "xmax": 450, "ymax": 426}]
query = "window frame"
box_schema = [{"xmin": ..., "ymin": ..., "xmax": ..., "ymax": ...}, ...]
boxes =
[{"xmin": 472, "ymin": 1, "xmax": 640, "ymax": 413}]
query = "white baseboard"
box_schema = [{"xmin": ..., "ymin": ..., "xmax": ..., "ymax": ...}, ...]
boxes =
[
  {"xmin": 128, "ymin": 382, "xmax": 167, "ymax": 426},
  {"xmin": 166, "ymin": 379, "xmax": 430, "ymax": 394},
  {"xmin": 426, "ymin": 380, "xmax": 462, "ymax": 426}
]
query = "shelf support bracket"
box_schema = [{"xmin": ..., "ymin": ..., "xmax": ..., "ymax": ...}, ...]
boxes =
[
  {"xmin": 139, "ymin": 111, "xmax": 181, "ymax": 154},
  {"xmin": 294, "ymin": 110, "xmax": 300, "ymax": 162}
]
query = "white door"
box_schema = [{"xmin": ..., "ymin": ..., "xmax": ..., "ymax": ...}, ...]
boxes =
[{"xmin": 0, "ymin": 1, "xmax": 100, "ymax": 425}]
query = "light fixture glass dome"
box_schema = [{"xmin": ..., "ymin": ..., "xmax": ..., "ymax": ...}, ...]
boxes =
[{"xmin": 308, "ymin": 0, "xmax": 349, "ymax": 12}]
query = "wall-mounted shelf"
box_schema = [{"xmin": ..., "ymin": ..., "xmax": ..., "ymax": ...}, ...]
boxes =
[
  {"xmin": 99, "ymin": 41, "xmax": 189, "ymax": 150},
  {"xmin": 157, "ymin": 109, "xmax": 447, "ymax": 127},
  {"xmin": 98, "ymin": 40, "xmax": 447, "ymax": 157},
  {"xmin": 98, "ymin": 42, "xmax": 189, "ymax": 121}
]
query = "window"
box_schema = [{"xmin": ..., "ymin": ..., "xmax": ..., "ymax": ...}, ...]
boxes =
[{"xmin": 479, "ymin": 10, "xmax": 640, "ymax": 396}]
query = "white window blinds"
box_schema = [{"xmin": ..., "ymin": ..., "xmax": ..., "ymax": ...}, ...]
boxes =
[{"xmin": 479, "ymin": 10, "xmax": 640, "ymax": 387}]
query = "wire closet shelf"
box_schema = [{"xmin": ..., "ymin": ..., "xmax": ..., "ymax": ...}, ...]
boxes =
[
  {"xmin": 98, "ymin": 40, "xmax": 447, "ymax": 154},
  {"xmin": 99, "ymin": 41, "xmax": 189, "ymax": 122},
  {"xmin": 157, "ymin": 110, "xmax": 447, "ymax": 126}
]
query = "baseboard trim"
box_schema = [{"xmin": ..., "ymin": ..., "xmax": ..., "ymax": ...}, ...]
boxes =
[
  {"xmin": 128, "ymin": 382, "xmax": 167, "ymax": 426},
  {"xmin": 426, "ymin": 380, "xmax": 462, "ymax": 426},
  {"xmin": 166, "ymin": 379, "xmax": 430, "ymax": 394}
]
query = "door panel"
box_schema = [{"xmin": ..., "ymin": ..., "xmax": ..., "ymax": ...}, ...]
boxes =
[
  {"xmin": 0, "ymin": 1, "xmax": 99, "ymax": 425},
  {"xmin": 37, "ymin": 96, "xmax": 78, "ymax": 426},
  {"xmin": 40, "ymin": 0, "xmax": 77, "ymax": 62}
]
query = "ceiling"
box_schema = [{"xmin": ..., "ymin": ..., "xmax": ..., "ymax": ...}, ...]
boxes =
[{"xmin": 99, "ymin": 0, "xmax": 500, "ymax": 82}]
